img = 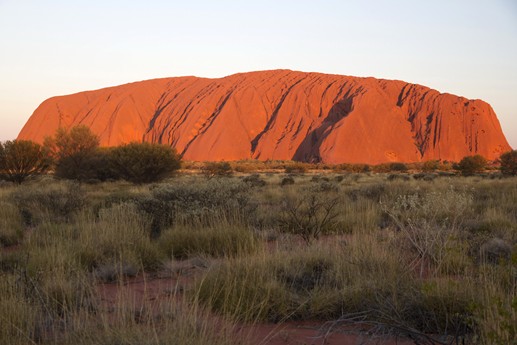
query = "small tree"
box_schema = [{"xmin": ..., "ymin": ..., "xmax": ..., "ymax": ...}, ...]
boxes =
[
  {"xmin": 457, "ymin": 154, "xmax": 487, "ymax": 176},
  {"xmin": 499, "ymin": 150, "xmax": 517, "ymax": 176},
  {"xmin": 0, "ymin": 140, "xmax": 52, "ymax": 184},
  {"xmin": 201, "ymin": 161, "xmax": 233, "ymax": 179},
  {"xmin": 44, "ymin": 125, "xmax": 100, "ymax": 160},
  {"xmin": 44, "ymin": 125, "xmax": 101, "ymax": 180},
  {"xmin": 389, "ymin": 162, "xmax": 408, "ymax": 172},
  {"xmin": 109, "ymin": 142, "xmax": 181, "ymax": 184}
]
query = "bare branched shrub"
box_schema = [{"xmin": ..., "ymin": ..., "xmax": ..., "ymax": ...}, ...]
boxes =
[
  {"xmin": 382, "ymin": 188, "xmax": 473, "ymax": 277},
  {"xmin": 279, "ymin": 190, "xmax": 342, "ymax": 243}
]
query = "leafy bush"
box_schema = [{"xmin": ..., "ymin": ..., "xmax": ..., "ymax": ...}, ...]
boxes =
[
  {"xmin": 422, "ymin": 160, "xmax": 440, "ymax": 172},
  {"xmin": 479, "ymin": 238, "xmax": 513, "ymax": 264},
  {"xmin": 499, "ymin": 150, "xmax": 517, "ymax": 176},
  {"xmin": 109, "ymin": 142, "xmax": 181, "ymax": 183},
  {"xmin": 334, "ymin": 163, "xmax": 370, "ymax": 173},
  {"xmin": 242, "ymin": 173, "xmax": 266, "ymax": 187},
  {"xmin": 55, "ymin": 148, "xmax": 117, "ymax": 182},
  {"xmin": 10, "ymin": 181, "xmax": 87, "ymax": 225},
  {"xmin": 151, "ymin": 179, "xmax": 253, "ymax": 226},
  {"xmin": 373, "ymin": 162, "xmax": 408, "ymax": 173},
  {"xmin": 44, "ymin": 125, "xmax": 99, "ymax": 160},
  {"xmin": 284, "ymin": 162, "xmax": 308, "ymax": 174},
  {"xmin": 389, "ymin": 162, "xmax": 408, "ymax": 172},
  {"xmin": 0, "ymin": 140, "xmax": 51, "ymax": 184},
  {"xmin": 387, "ymin": 173, "xmax": 410, "ymax": 181},
  {"xmin": 201, "ymin": 161, "xmax": 233, "ymax": 179},
  {"xmin": 457, "ymin": 155, "xmax": 487, "ymax": 176},
  {"xmin": 280, "ymin": 176, "xmax": 294, "ymax": 186}
]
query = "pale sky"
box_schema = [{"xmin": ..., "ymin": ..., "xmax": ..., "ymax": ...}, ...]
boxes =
[{"xmin": 1, "ymin": 0, "xmax": 516, "ymax": 148}]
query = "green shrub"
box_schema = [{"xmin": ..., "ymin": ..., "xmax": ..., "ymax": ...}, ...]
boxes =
[
  {"xmin": 132, "ymin": 195, "xmax": 173, "ymax": 238},
  {"xmin": 109, "ymin": 142, "xmax": 181, "ymax": 183},
  {"xmin": 457, "ymin": 155, "xmax": 487, "ymax": 176},
  {"xmin": 201, "ymin": 161, "xmax": 233, "ymax": 179},
  {"xmin": 0, "ymin": 140, "xmax": 51, "ymax": 184},
  {"xmin": 0, "ymin": 251, "xmax": 24, "ymax": 273},
  {"xmin": 373, "ymin": 162, "xmax": 408, "ymax": 173},
  {"xmin": 387, "ymin": 173, "xmax": 410, "ymax": 181},
  {"xmin": 55, "ymin": 148, "xmax": 116, "ymax": 182},
  {"xmin": 422, "ymin": 160, "xmax": 440, "ymax": 172},
  {"xmin": 280, "ymin": 176, "xmax": 294, "ymax": 186},
  {"xmin": 44, "ymin": 125, "xmax": 100, "ymax": 160},
  {"xmin": 284, "ymin": 162, "xmax": 307, "ymax": 174},
  {"xmin": 499, "ymin": 150, "xmax": 517, "ymax": 176},
  {"xmin": 389, "ymin": 162, "xmax": 408, "ymax": 171},
  {"xmin": 242, "ymin": 173, "xmax": 266, "ymax": 187},
  {"xmin": 10, "ymin": 181, "xmax": 87, "ymax": 225},
  {"xmin": 45, "ymin": 125, "xmax": 101, "ymax": 180},
  {"xmin": 334, "ymin": 163, "xmax": 370, "ymax": 173},
  {"xmin": 151, "ymin": 179, "xmax": 253, "ymax": 226}
]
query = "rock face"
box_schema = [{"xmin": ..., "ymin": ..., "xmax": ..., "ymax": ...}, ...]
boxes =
[{"xmin": 18, "ymin": 70, "xmax": 511, "ymax": 164}]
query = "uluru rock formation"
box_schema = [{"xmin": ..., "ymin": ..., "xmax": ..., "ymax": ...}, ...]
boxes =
[{"xmin": 18, "ymin": 70, "xmax": 511, "ymax": 164}]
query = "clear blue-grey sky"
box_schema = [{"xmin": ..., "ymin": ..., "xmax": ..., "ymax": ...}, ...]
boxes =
[{"xmin": 1, "ymin": 0, "xmax": 516, "ymax": 148}]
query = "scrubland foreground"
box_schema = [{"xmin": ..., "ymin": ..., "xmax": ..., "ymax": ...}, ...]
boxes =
[{"xmin": 0, "ymin": 172, "xmax": 516, "ymax": 345}]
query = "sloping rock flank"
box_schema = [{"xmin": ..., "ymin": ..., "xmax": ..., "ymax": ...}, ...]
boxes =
[{"xmin": 18, "ymin": 70, "xmax": 511, "ymax": 164}]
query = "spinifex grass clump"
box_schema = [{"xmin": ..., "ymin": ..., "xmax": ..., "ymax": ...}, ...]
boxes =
[
  {"xmin": 75, "ymin": 203, "xmax": 162, "ymax": 273},
  {"xmin": 0, "ymin": 173, "xmax": 515, "ymax": 344},
  {"xmin": 194, "ymin": 236, "xmax": 478, "ymax": 337},
  {"xmin": 10, "ymin": 180, "xmax": 86, "ymax": 225},
  {"xmin": 0, "ymin": 200, "xmax": 24, "ymax": 246},
  {"xmin": 160, "ymin": 220, "xmax": 260, "ymax": 259},
  {"xmin": 0, "ymin": 274, "xmax": 38, "ymax": 344}
]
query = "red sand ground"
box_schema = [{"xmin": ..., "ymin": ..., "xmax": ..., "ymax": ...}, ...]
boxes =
[{"xmin": 95, "ymin": 266, "xmax": 418, "ymax": 345}]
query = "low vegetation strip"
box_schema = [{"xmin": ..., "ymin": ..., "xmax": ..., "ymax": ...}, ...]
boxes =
[{"xmin": 0, "ymin": 169, "xmax": 515, "ymax": 344}]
